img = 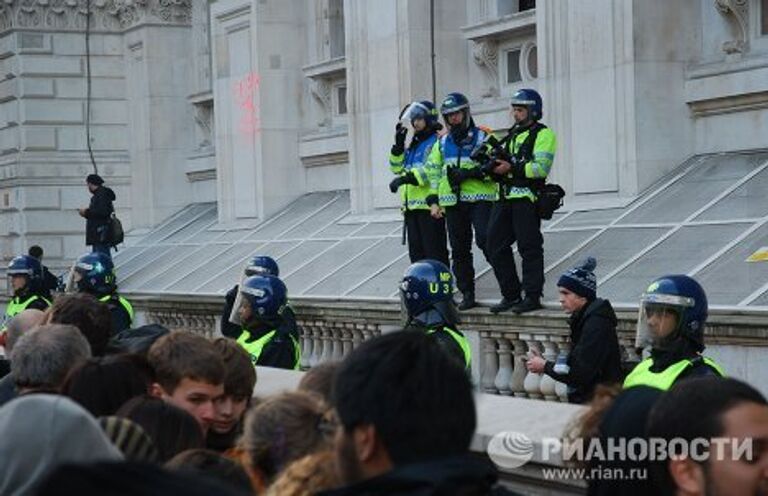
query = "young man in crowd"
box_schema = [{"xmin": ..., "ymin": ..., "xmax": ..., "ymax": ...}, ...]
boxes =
[
  {"xmin": 207, "ymin": 337, "xmax": 257, "ymax": 452},
  {"xmin": 148, "ymin": 331, "xmax": 226, "ymax": 436},
  {"xmin": 320, "ymin": 331, "xmax": 520, "ymax": 495},
  {"xmin": 647, "ymin": 377, "xmax": 768, "ymax": 496}
]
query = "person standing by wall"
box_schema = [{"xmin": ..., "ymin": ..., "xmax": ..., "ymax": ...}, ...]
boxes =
[{"xmin": 78, "ymin": 174, "xmax": 115, "ymax": 259}]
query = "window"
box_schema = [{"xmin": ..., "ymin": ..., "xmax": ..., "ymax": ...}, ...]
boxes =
[
  {"xmin": 498, "ymin": 0, "xmax": 535, "ymax": 15},
  {"xmin": 506, "ymin": 49, "xmax": 522, "ymax": 84},
  {"xmin": 762, "ymin": 0, "xmax": 768, "ymax": 35},
  {"xmin": 526, "ymin": 45, "xmax": 538, "ymax": 79},
  {"xmin": 329, "ymin": 0, "xmax": 345, "ymax": 58},
  {"xmin": 497, "ymin": 0, "xmax": 516, "ymax": 16},
  {"xmin": 336, "ymin": 85, "xmax": 347, "ymax": 115}
]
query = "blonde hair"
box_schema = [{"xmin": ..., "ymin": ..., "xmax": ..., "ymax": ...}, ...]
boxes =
[{"xmin": 265, "ymin": 451, "xmax": 340, "ymax": 496}]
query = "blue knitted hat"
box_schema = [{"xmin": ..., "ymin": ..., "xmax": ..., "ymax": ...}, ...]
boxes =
[{"xmin": 557, "ymin": 257, "xmax": 597, "ymax": 300}]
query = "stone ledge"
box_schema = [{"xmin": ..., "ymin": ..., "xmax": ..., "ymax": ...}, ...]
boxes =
[{"xmin": 123, "ymin": 293, "xmax": 768, "ymax": 345}]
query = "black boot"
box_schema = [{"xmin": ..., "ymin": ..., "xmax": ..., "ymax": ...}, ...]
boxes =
[
  {"xmin": 490, "ymin": 296, "xmax": 522, "ymax": 314},
  {"xmin": 458, "ymin": 291, "xmax": 477, "ymax": 311},
  {"xmin": 512, "ymin": 296, "xmax": 542, "ymax": 314}
]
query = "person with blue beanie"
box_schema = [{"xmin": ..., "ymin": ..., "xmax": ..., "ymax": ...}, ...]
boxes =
[{"xmin": 525, "ymin": 257, "xmax": 623, "ymax": 403}]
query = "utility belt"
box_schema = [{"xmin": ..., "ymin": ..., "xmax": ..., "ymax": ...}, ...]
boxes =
[{"xmin": 500, "ymin": 177, "xmax": 564, "ymax": 220}]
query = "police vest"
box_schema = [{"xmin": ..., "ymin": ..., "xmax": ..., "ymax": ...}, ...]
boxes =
[
  {"xmin": 237, "ymin": 329, "xmax": 301, "ymax": 370},
  {"xmin": 98, "ymin": 294, "xmax": 135, "ymax": 325},
  {"xmin": 429, "ymin": 130, "xmax": 498, "ymax": 206},
  {"xmin": 427, "ymin": 326, "xmax": 472, "ymax": 370},
  {"xmin": 389, "ymin": 133, "xmax": 439, "ymax": 211},
  {"xmin": 623, "ymin": 356, "xmax": 725, "ymax": 391},
  {"xmin": 3, "ymin": 294, "xmax": 51, "ymax": 326},
  {"xmin": 502, "ymin": 123, "xmax": 557, "ymax": 201}
]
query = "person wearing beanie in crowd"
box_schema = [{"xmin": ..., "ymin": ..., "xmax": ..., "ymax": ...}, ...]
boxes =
[
  {"xmin": 525, "ymin": 257, "xmax": 623, "ymax": 403},
  {"xmin": 78, "ymin": 173, "xmax": 116, "ymax": 258}
]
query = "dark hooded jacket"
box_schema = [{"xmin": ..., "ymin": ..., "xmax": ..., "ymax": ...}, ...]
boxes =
[
  {"xmin": 317, "ymin": 455, "xmax": 522, "ymax": 496},
  {"xmin": 543, "ymin": 298, "xmax": 623, "ymax": 404},
  {"xmin": 85, "ymin": 185, "xmax": 116, "ymax": 245}
]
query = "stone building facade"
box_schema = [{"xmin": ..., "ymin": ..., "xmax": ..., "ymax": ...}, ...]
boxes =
[{"xmin": 1, "ymin": 0, "xmax": 768, "ymax": 267}]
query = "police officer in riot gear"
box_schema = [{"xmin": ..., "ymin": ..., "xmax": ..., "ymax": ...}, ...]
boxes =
[
  {"xmin": 426, "ymin": 93, "xmax": 498, "ymax": 310},
  {"xmin": 486, "ymin": 88, "xmax": 557, "ymax": 314},
  {"xmin": 388, "ymin": 101, "xmax": 449, "ymax": 267},
  {"xmin": 233, "ymin": 275, "xmax": 300, "ymax": 370},
  {"xmin": 220, "ymin": 255, "xmax": 297, "ymax": 340},
  {"xmin": 399, "ymin": 259, "xmax": 471, "ymax": 370},
  {"xmin": 2, "ymin": 255, "xmax": 50, "ymax": 330},
  {"xmin": 623, "ymin": 275, "xmax": 725, "ymax": 391},
  {"xmin": 71, "ymin": 252, "xmax": 134, "ymax": 333}
]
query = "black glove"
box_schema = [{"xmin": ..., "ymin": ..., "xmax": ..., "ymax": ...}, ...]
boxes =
[
  {"xmin": 447, "ymin": 167, "xmax": 462, "ymax": 188},
  {"xmin": 464, "ymin": 167, "xmax": 485, "ymax": 180},
  {"xmin": 392, "ymin": 123, "xmax": 407, "ymax": 156},
  {"xmin": 389, "ymin": 171, "xmax": 418, "ymax": 193},
  {"xmin": 509, "ymin": 157, "xmax": 527, "ymax": 179}
]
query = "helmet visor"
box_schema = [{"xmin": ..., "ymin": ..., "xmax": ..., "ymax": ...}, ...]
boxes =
[
  {"xmin": 635, "ymin": 293, "xmax": 693, "ymax": 349},
  {"xmin": 63, "ymin": 263, "xmax": 81, "ymax": 293},
  {"xmin": 228, "ymin": 272, "xmax": 250, "ymax": 326},
  {"xmin": 400, "ymin": 102, "xmax": 432, "ymax": 124}
]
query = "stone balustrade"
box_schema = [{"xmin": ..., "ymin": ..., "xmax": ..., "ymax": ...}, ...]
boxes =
[{"xmin": 116, "ymin": 292, "xmax": 768, "ymax": 401}]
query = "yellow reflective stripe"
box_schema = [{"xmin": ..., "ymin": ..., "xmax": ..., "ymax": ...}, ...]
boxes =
[
  {"xmin": 237, "ymin": 329, "xmax": 301, "ymax": 369},
  {"xmin": 99, "ymin": 295, "xmax": 135, "ymax": 324},
  {"xmin": 237, "ymin": 329, "xmax": 277, "ymax": 366},
  {"xmin": 290, "ymin": 335, "xmax": 301, "ymax": 370},
  {"xmin": 623, "ymin": 357, "xmax": 725, "ymax": 390},
  {"xmin": 5, "ymin": 295, "xmax": 46, "ymax": 318},
  {"xmin": 427, "ymin": 327, "xmax": 471, "ymax": 369}
]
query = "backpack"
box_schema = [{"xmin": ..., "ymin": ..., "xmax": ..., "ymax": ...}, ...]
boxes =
[{"xmin": 110, "ymin": 212, "xmax": 124, "ymax": 247}]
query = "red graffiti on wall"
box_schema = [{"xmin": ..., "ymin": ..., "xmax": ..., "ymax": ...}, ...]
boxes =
[{"xmin": 233, "ymin": 72, "xmax": 261, "ymax": 139}]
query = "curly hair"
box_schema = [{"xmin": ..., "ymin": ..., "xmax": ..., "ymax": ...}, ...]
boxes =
[{"xmin": 265, "ymin": 450, "xmax": 339, "ymax": 496}]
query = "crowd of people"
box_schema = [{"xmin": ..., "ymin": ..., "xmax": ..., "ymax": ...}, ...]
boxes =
[{"xmin": 0, "ymin": 87, "xmax": 765, "ymax": 494}]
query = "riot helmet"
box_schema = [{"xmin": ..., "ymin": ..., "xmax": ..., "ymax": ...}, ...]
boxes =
[
  {"xmin": 7, "ymin": 255, "xmax": 43, "ymax": 296},
  {"xmin": 636, "ymin": 275, "xmax": 708, "ymax": 352},
  {"xmin": 236, "ymin": 275, "xmax": 287, "ymax": 327},
  {"xmin": 69, "ymin": 252, "xmax": 116, "ymax": 296},
  {"xmin": 400, "ymin": 100, "xmax": 439, "ymax": 131},
  {"xmin": 244, "ymin": 255, "xmax": 279, "ymax": 278},
  {"xmin": 399, "ymin": 259, "xmax": 459, "ymax": 328},
  {"xmin": 440, "ymin": 92, "xmax": 473, "ymax": 142},
  {"xmin": 510, "ymin": 88, "xmax": 543, "ymax": 123}
]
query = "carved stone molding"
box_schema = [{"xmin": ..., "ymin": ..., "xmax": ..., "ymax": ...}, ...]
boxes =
[
  {"xmin": 0, "ymin": 0, "xmax": 192, "ymax": 34},
  {"xmin": 472, "ymin": 39, "xmax": 499, "ymax": 98},
  {"xmin": 309, "ymin": 77, "xmax": 332, "ymax": 127},
  {"xmin": 714, "ymin": 0, "xmax": 749, "ymax": 55}
]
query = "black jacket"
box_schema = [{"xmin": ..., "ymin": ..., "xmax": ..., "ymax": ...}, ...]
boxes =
[
  {"xmin": 85, "ymin": 186, "xmax": 115, "ymax": 246},
  {"xmin": 317, "ymin": 455, "xmax": 522, "ymax": 496},
  {"xmin": 101, "ymin": 294, "xmax": 132, "ymax": 335},
  {"xmin": 241, "ymin": 320, "xmax": 299, "ymax": 369},
  {"xmin": 543, "ymin": 298, "xmax": 623, "ymax": 404}
]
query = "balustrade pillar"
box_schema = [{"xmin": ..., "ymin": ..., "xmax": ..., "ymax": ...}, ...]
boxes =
[
  {"xmin": 493, "ymin": 337, "xmax": 514, "ymax": 396},
  {"xmin": 480, "ymin": 334, "xmax": 499, "ymax": 393}
]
